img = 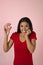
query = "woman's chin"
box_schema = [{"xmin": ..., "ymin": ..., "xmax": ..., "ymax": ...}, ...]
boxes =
[{"xmin": 22, "ymin": 32, "xmax": 26, "ymax": 35}]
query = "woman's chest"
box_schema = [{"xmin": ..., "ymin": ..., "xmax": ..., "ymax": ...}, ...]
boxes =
[{"xmin": 14, "ymin": 34, "xmax": 27, "ymax": 51}]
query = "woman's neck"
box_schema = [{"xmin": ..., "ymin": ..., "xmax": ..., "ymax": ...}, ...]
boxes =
[{"xmin": 20, "ymin": 33, "xmax": 25, "ymax": 38}]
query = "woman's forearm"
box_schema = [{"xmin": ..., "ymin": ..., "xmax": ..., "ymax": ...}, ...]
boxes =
[
  {"xmin": 3, "ymin": 33, "xmax": 9, "ymax": 52},
  {"xmin": 25, "ymin": 35, "xmax": 35, "ymax": 53},
  {"xmin": 3, "ymin": 23, "xmax": 12, "ymax": 52}
]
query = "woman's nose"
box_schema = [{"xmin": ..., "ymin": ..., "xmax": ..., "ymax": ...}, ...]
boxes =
[{"xmin": 23, "ymin": 27, "xmax": 26, "ymax": 30}]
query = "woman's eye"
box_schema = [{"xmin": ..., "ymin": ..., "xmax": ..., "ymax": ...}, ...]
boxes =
[
  {"xmin": 26, "ymin": 25, "xmax": 28, "ymax": 27},
  {"xmin": 20, "ymin": 25, "xmax": 29, "ymax": 28},
  {"xmin": 21, "ymin": 25, "xmax": 23, "ymax": 27}
]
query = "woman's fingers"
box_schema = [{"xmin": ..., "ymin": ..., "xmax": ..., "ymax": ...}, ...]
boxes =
[
  {"xmin": 8, "ymin": 26, "xmax": 12, "ymax": 30},
  {"xmin": 25, "ymin": 29, "xmax": 31, "ymax": 36},
  {"xmin": 6, "ymin": 23, "xmax": 11, "ymax": 27},
  {"xmin": 4, "ymin": 23, "xmax": 12, "ymax": 35},
  {"xmin": 4, "ymin": 23, "xmax": 12, "ymax": 30}
]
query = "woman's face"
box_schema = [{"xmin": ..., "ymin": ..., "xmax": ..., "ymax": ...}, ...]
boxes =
[{"xmin": 20, "ymin": 21, "xmax": 30, "ymax": 34}]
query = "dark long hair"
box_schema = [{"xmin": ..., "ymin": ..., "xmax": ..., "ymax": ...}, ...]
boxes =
[{"xmin": 17, "ymin": 17, "xmax": 33, "ymax": 33}]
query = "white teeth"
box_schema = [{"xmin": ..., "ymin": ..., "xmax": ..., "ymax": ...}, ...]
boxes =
[{"xmin": 23, "ymin": 30, "xmax": 26, "ymax": 33}]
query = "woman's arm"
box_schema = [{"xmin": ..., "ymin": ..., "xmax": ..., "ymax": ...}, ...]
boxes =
[
  {"xmin": 3, "ymin": 23, "xmax": 13, "ymax": 52},
  {"xmin": 25, "ymin": 29, "xmax": 36, "ymax": 53},
  {"xmin": 25, "ymin": 35, "xmax": 36, "ymax": 53},
  {"xmin": 3, "ymin": 33, "xmax": 13, "ymax": 52}
]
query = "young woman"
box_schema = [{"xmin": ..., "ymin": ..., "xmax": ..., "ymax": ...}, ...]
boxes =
[{"xmin": 3, "ymin": 17, "xmax": 37, "ymax": 65}]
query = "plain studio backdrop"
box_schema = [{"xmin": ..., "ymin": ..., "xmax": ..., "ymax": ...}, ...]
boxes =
[{"xmin": 0, "ymin": 0, "xmax": 43, "ymax": 65}]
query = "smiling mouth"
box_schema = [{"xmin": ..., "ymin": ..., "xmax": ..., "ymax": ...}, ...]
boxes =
[{"xmin": 22, "ymin": 30, "xmax": 26, "ymax": 33}]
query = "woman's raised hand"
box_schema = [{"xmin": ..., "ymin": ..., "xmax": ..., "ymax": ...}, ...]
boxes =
[{"xmin": 4, "ymin": 23, "xmax": 12, "ymax": 35}]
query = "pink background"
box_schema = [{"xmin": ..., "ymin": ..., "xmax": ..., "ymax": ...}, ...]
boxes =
[{"xmin": 0, "ymin": 0, "xmax": 43, "ymax": 65}]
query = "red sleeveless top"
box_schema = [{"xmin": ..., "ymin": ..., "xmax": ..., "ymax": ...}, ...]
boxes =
[{"xmin": 10, "ymin": 31, "xmax": 37, "ymax": 65}]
